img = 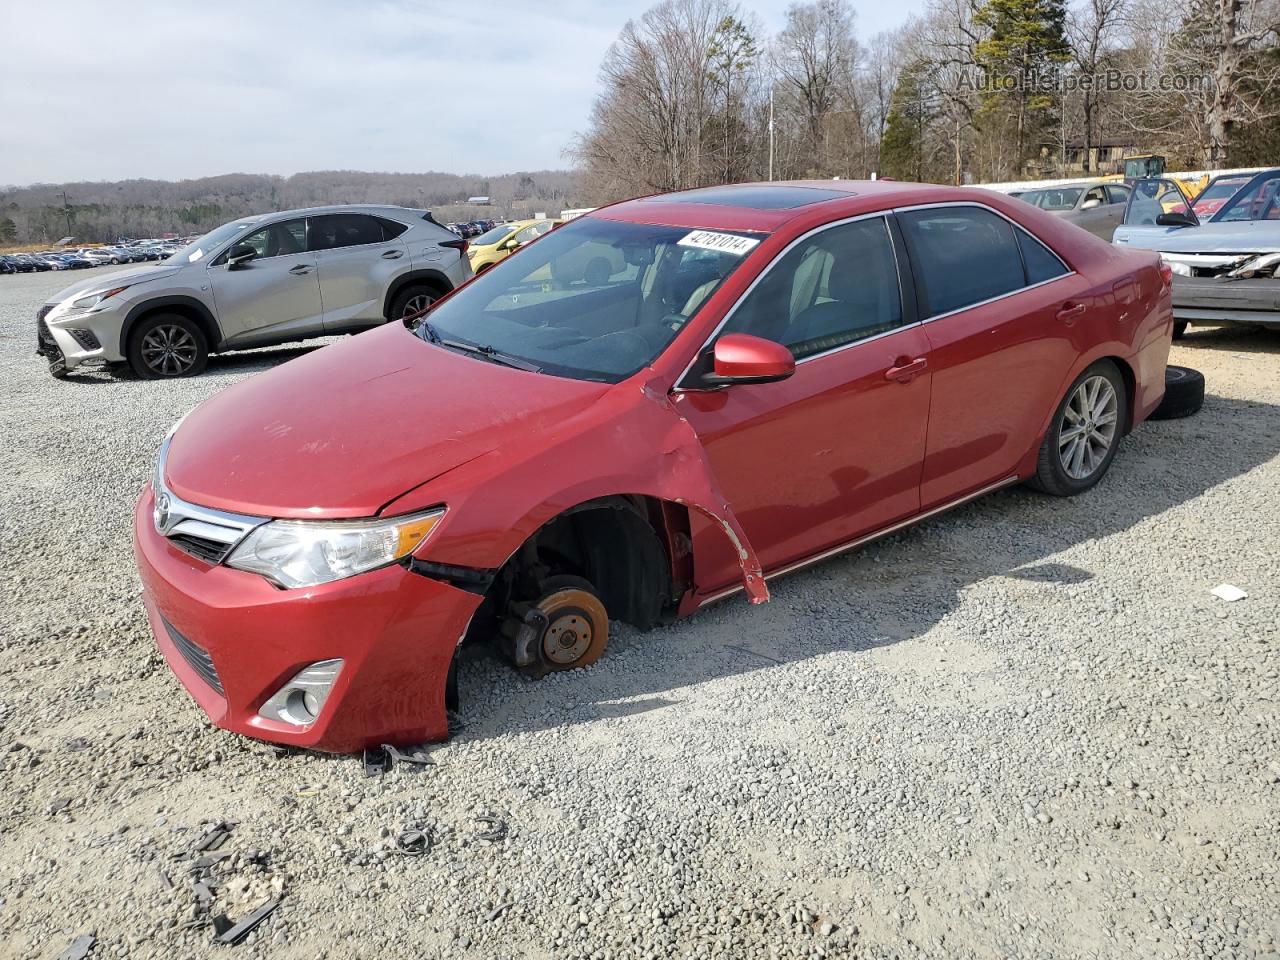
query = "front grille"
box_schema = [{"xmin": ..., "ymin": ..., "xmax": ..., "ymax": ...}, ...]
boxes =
[
  {"xmin": 68, "ymin": 328, "xmax": 101, "ymax": 351},
  {"xmin": 162, "ymin": 617, "xmax": 224, "ymax": 695},
  {"xmin": 169, "ymin": 533, "xmax": 234, "ymax": 566},
  {"xmin": 36, "ymin": 319, "xmax": 62, "ymax": 360}
]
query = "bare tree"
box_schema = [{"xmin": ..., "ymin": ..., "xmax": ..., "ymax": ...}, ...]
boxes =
[{"xmin": 1067, "ymin": 0, "xmax": 1127, "ymax": 172}]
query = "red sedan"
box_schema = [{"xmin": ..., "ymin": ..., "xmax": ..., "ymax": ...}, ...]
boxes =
[{"xmin": 134, "ymin": 180, "xmax": 1174, "ymax": 752}]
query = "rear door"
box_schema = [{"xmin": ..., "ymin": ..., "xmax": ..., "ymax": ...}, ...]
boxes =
[
  {"xmin": 677, "ymin": 215, "xmax": 932, "ymax": 594},
  {"xmin": 896, "ymin": 204, "xmax": 1088, "ymax": 508},
  {"xmin": 205, "ymin": 217, "xmax": 324, "ymax": 347},
  {"xmin": 311, "ymin": 213, "xmax": 409, "ymax": 331},
  {"xmin": 1070, "ymin": 184, "xmax": 1120, "ymax": 240}
]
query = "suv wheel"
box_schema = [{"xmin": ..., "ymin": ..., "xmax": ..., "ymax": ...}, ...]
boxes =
[
  {"xmin": 1028, "ymin": 360, "xmax": 1126, "ymax": 497},
  {"xmin": 128, "ymin": 314, "xmax": 208, "ymax": 379},
  {"xmin": 389, "ymin": 285, "xmax": 440, "ymax": 322}
]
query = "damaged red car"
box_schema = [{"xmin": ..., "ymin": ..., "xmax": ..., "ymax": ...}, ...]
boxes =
[{"xmin": 134, "ymin": 180, "xmax": 1174, "ymax": 752}]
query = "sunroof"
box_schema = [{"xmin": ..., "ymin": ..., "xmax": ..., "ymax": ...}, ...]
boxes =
[{"xmin": 643, "ymin": 184, "xmax": 853, "ymax": 210}]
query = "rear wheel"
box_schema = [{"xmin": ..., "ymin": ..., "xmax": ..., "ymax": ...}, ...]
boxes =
[
  {"xmin": 1028, "ymin": 360, "xmax": 1126, "ymax": 497},
  {"xmin": 128, "ymin": 314, "xmax": 208, "ymax": 379},
  {"xmin": 389, "ymin": 285, "xmax": 440, "ymax": 322}
]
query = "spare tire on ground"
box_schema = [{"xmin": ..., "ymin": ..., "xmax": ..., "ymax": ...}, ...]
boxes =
[{"xmin": 1149, "ymin": 365, "xmax": 1205, "ymax": 420}]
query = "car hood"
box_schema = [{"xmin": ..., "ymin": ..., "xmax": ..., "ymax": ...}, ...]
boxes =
[
  {"xmin": 49, "ymin": 263, "xmax": 184, "ymax": 303},
  {"xmin": 1113, "ymin": 220, "xmax": 1280, "ymax": 254},
  {"xmin": 164, "ymin": 323, "xmax": 611, "ymax": 518}
]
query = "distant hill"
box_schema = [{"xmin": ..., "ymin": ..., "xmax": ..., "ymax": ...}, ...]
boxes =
[{"xmin": 0, "ymin": 169, "xmax": 583, "ymax": 244}]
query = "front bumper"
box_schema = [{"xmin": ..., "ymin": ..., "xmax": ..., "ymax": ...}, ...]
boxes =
[
  {"xmin": 133, "ymin": 487, "xmax": 483, "ymax": 753},
  {"xmin": 38, "ymin": 302, "xmax": 128, "ymax": 372},
  {"xmin": 1171, "ymin": 275, "xmax": 1280, "ymax": 326}
]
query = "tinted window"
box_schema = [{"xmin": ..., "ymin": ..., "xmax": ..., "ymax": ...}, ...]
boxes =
[
  {"xmin": 310, "ymin": 214, "xmax": 385, "ymax": 251},
  {"xmin": 1105, "ymin": 185, "xmax": 1130, "ymax": 204},
  {"xmin": 237, "ymin": 219, "xmax": 307, "ymax": 260},
  {"xmin": 1017, "ymin": 230, "xmax": 1069, "ymax": 285},
  {"xmin": 720, "ymin": 217, "xmax": 904, "ymax": 360},
  {"xmin": 899, "ymin": 207, "xmax": 1025, "ymax": 317},
  {"xmin": 1124, "ymin": 178, "xmax": 1194, "ymax": 226},
  {"xmin": 375, "ymin": 216, "xmax": 409, "ymax": 239}
]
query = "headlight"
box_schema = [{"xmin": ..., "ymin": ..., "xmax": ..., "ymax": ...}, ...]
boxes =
[
  {"xmin": 226, "ymin": 509, "xmax": 445, "ymax": 588},
  {"xmin": 1160, "ymin": 257, "xmax": 1192, "ymax": 277},
  {"xmin": 70, "ymin": 285, "xmax": 129, "ymax": 311}
]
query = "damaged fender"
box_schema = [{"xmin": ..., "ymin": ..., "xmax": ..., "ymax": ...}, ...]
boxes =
[{"xmin": 383, "ymin": 375, "xmax": 768, "ymax": 604}]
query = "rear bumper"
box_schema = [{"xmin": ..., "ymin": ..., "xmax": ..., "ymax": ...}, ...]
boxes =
[{"xmin": 133, "ymin": 487, "xmax": 482, "ymax": 753}]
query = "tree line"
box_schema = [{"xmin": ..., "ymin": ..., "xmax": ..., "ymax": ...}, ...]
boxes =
[
  {"xmin": 572, "ymin": 0, "xmax": 1280, "ymax": 199},
  {"xmin": 0, "ymin": 170, "xmax": 581, "ymax": 245}
]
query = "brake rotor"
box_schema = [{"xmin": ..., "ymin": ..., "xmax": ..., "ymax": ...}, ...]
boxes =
[{"xmin": 535, "ymin": 587, "xmax": 608, "ymax": 668}]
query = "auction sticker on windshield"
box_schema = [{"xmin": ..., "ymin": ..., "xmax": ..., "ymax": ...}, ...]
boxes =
[{"xmin": 678, "ymin": 230, "xmax": 760, "ymax": 256}]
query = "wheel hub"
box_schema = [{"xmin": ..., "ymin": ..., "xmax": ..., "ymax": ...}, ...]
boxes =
[{"xmin": 541, "ymin": 606, "xmax": 593, "ymax": 664}]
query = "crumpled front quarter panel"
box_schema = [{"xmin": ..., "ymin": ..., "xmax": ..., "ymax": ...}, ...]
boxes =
[{"xmin": 383, "ymin": 376, "xmax": 769, "ymax": 604}]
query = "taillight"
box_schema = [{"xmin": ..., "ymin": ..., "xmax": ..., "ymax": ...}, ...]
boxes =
[
  {"xmin": 440, "ymin": 238, "xmax": 469, "ymax": 256},
  {"xmin": 1159, "ymin": 262, "xmax": 1173, "ymax": 290}
]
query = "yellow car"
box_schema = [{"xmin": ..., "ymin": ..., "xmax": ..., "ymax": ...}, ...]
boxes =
[{"xmin": 468, "ymin": 218, "xmax": 561, "ymax": 273}]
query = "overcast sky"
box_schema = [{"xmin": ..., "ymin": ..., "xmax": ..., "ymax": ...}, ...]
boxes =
[{"xmin": 0, "ymin": 0, "xmax": 925, "ymax": 186}]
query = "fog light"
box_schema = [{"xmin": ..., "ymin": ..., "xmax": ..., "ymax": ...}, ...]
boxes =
[
  {"xmin": 259, "ymin": 659, "xmax": 343, "ymax": 727},
  {"xmin": 69, "ymin": 328, "xmax": 101, "ymax": 350}
]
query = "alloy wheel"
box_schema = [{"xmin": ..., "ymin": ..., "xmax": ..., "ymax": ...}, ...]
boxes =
[
  {"xmin": 140, "ymin": 324, "xmax": 198, "ymax": 376},
  {"xmin": 1058, "ymin": 375, "xmax": 1118, "ymax": 480},
  {"xmin": 401, "ymin": 293, "xmax": 435, "ymax": 318}
]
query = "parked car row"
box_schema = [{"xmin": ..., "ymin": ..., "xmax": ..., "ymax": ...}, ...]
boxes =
[
  {"xmin": 1, "ymin": 240, "xmax": 183, "ymax": 275},
  {"xmin": 446, "ymin": 218, "xmax": 505, "ymax": 239}
]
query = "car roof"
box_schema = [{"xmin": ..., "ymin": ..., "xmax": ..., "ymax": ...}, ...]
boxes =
[
  {"xmin": 591, "ymin": 179, "xmax": 1037, "ymax": 232},
  {"xmin": 249, "ymin": 203, "xmax": 428, "ymax": 221}
]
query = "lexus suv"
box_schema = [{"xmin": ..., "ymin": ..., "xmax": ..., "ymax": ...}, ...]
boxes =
[{"xmin": 36, "ymin": 205, "xmax": 472, "ymax": 379}]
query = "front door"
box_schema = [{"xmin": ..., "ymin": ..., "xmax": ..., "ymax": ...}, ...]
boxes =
[
  {"xmin": 206, "ymin": 217, "xmax": 324, "ymax": 347},
  {"xmin": 676, "ymin": 215, "xmax": 932, "ymax": 595}
]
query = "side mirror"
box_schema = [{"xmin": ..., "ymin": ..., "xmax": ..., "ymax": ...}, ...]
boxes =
[
  {"xmin": 1155, "ymin": 211, "xmax": 1197, "ymax": 228},
  {"xmin": 704, "ymin": 333, "xmax": 795, "ymax": 386},
  {"xmin": 1081, "ymin": 198, "xmax": 1102, "ymax": 210},
  {"xmin": 226, "ymin": 243, "xmax": 258, "ymax": 268}
]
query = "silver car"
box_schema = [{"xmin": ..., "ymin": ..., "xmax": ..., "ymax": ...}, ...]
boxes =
[
  {"xmin": 1015, "ymin": 180, "xmax": 1131, "ymax": 240},
  {"xmin": 1113, "ymin": 170, "xmax": 1280, "ymax": 337},
  {"xmin": 37, "ymin": 204, "xmax": 472, "ymax": 379}
]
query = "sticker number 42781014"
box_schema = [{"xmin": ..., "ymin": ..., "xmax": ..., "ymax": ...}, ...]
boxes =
[{"xmin": 677, "ymin": 230, "xmax": 761, "ymax": 257}]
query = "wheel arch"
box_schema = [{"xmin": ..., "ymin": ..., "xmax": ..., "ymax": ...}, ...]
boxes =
[
  {"xmin": 119, "ymin": 296, "xmax": 222, "ymax": 356},
  {"xmin": 382, "ymin": 269, "xmax": 455, "ymax": 320}
]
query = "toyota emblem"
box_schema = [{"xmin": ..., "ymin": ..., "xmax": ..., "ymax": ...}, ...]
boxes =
[{"xmin": 154, "ymin": 492, "xmax": 171, "ymax": 531}]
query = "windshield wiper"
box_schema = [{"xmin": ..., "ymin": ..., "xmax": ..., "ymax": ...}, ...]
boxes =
[{"xmin": 424, "ymin": 329, "xmax": 541, "ymax": 373}]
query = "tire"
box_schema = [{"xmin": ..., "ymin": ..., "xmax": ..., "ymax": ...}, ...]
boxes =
[
  {"xmin": 1172, "ymin": 321, "xmax": 1188, "ymax": 340},
  {"xmin": 388, "ymin": 285, "xmax": 440, "ymax": 322},
  {"xmin": 1148, "ymin": 365, "xmax": 1205, "ymax": 420},
  {"xmin": 522, "ymin": 575, "xmax": 609, "ymax": 678},
  {"xmin": 1028, "ymin": 360, "xmax": 1127, "ymax": 497},
  {"xmin": 127, "ymin": 313, "xmax": 208, "ymax": 379}
]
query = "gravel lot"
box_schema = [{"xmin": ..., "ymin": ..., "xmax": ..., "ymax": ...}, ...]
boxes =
[{"xmin": 1, "ymin": 267, "xmax": 1277, "ymax": 960}]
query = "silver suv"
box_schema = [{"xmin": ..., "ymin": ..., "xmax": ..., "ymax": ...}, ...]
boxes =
[{"xmin": 36, "ymin": 205, "xmax": 473, "ymax": 379}]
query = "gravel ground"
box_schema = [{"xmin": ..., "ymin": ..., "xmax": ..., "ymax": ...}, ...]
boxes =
[{"xmin": 1, "ymin": 267, "xmax": 1278, "ymax": 960}]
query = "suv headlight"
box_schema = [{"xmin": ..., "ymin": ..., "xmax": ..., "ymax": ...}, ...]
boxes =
[
  {"xmin": 69, "ymin": 285, "xmax": 130, "ymax": 311},
  {"xmin": 226, "ymin": 509, "xmax": 445, "ymax": 588}
]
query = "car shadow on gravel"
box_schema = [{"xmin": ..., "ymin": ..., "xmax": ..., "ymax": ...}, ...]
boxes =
[
  {"xmin": 1177, "ymin": 324, "xmax": 1280, "ymax": 355},
  {"xmin": 50, "ymin": 343, "xmax": 326, "ymax": 385},
  {"xmin": 452, "ymin": 391, "xmax": 1280, "ymax": 742}
]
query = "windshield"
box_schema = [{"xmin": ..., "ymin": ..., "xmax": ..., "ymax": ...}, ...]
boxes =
[
  {"xmin": 420, "ymin": 217, "xmax": 762, "ymax": 382},
  {"xmin": 1020, "ymin": 188, "xmax": 1083, "ymax": 211},
  {"xmin": 1192, "ymin": 176, "xmax": 1251, "ymax": 217},
  {"xmin": 1215, "ymin": 174, "xmax": 1280, "ymax": 222},
  {"xmin": 473, "ymin": 224, "xmax": 516, "ymax": 246},
  {"xmin": 164, "ymin": 219, "xmax": 258, "ymax": 264}
]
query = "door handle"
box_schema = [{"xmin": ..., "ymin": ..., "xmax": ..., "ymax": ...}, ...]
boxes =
[
  {"xmin": 884, "ymin": 356, "xmax": 928, "ymax": 382},
  {"xmin": 1056, "ymin": 301, "xmax": 1087, "ymax": 323},
  {"xmin": 381, "ymin": 250, "xmax": 404, "ymax": 259},
  {"xmin": 289, "ymin": 264, "xmax": 312, "ymax": 275}
]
